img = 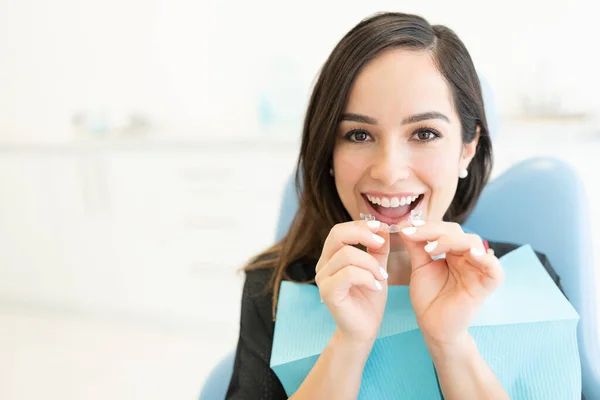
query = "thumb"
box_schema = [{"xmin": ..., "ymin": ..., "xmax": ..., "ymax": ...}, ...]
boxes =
[
  {"xmin": 367, "ymin": 230, "xmax": 391, "ymax": 273},
  {"xmin": 401, "ymin": 229, "xmax": 432, "ymax": 272}
]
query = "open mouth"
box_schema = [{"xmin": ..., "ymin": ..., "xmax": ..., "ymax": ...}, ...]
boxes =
[{"xmin": 361, "ymin": 192, "xmax": 425, "ymax": 225}]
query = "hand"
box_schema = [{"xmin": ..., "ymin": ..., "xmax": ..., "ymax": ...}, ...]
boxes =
[
  {"xmin": 315, "ymin": 220, "xmax": 390, "ymax": 344},
  {"xmin": 400, "ymin": 221, "xmax": 504, "ymax": 346}
]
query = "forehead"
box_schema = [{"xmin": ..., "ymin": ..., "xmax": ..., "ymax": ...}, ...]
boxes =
[{"xmin": 344, "ymin": 49, "xmax": 456, "ymax": 120}]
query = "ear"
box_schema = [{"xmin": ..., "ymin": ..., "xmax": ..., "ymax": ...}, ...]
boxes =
[{"xmin": 460, "ymin": 125, "xmax": 480, "ymax": 170}]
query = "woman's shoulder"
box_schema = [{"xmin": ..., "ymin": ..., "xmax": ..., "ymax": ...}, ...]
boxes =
[
  {"xmin": 240, "ymin": 258, "xmax": 318, "ymax": 330},
  {"xmin": 486, "ymin": 240, "xmax": 551, "ymax": 264},
  {"xmin": 486, "ymin": 241, "xmax": 523, "ymax": 257},
  {"xmin": 243, "ymin": 258, "xmax": 318, "ymax": 297},
  {"xmin": 486, "ymin": 240, "xmax": 563, "ymax": 291}
]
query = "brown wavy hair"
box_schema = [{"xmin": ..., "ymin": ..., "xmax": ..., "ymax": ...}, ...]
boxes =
[{"xmin": 245, "ymin": 12, "xmax": 493, "ymax": 319}]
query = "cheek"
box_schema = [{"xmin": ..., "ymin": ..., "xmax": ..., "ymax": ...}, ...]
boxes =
[
  {"xmin": 333, "ymin": 149, "xmax": 369, "ymax": 210},
  {"xmin": 334, "ymin": 152, "xmax": 363, "ymax": 192},
  {"xmin": 412, "ymin": 150, "xmax": 458, "ymax": 187},
  {"xmin": 411, "ymin": 149, "xmax": 460, "ymax": 218}
]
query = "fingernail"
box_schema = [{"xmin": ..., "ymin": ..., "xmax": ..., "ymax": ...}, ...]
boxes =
[
  {"xmin": 424, "ymin": 240, "xmax": 438, "ymax": 253},
  {"xmin": 470, "ymin": 247, "xmax": 485, "ymax": 257},
  {"xmin": 375, "ymin": 280, "xmax": 382, "ymax": 291},
  {"xmin": 380, "ymin": 267, "xmax": 388, "ymax": 280},
  {"xmin": 367, "ymin": 220, "xmax": 381, "ymax": 229},
  {"xmin": 411, "ymin": 220, "xmax": 426, "ymax": 227},
  {"xmin": 401, "ymin": 227, "xmax": 417, "ymax": 235},
  {"xmin": 373, "ymin": 234, "xmax": 385, "ymax": 244},
  {"xmin": 320, "ymin": 297, "xmax": 323, "ymax": 303}
]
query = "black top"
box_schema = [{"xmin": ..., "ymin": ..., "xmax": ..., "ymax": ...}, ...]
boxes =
[{"xmin": 225, "ymin": 241, "xmax": 566, "ymax": 399}]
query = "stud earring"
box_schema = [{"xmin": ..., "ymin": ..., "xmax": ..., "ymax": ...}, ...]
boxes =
[
  {"xmin": 329, "ymin": 168, "xmax": 334, "ymax": 177},
  {"xmin": 459, "ymin": 168, "xmax": 468, "ymax": 179}
]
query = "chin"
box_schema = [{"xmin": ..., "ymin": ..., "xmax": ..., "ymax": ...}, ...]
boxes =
[{"xmin": 389, "ymin": 234, "xmax": 409, "ymax": 252}]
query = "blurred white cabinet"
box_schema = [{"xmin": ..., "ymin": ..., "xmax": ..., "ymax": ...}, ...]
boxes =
[
  {"xmin": 102, "ymin": 146, "xmax": 297, "ymax": 324},
  {"xmin": 0, "ymin": 155, "xmax": 74, "ymax": 303},
  {"xmin": 0, "ymin": 154, "xmax": 114, "ymax": 307},
  {"xmin": 0, "ymin": 141, "xmax": 298, "ymax": 326}
]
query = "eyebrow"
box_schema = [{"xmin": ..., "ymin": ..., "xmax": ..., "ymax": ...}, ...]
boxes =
[{"xmin": 340, "ymin": 111, "xmax": 450, "ymax": 125}]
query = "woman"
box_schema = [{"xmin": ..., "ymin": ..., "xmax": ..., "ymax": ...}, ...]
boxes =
[{"xmin": 226, "ymin": 12, "xmax": 565, "ymax": 399}]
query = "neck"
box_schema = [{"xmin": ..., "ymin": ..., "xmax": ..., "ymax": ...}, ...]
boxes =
[{"xmin": 386, "ymin": 249, "xmax": 412, "ymax": 286}]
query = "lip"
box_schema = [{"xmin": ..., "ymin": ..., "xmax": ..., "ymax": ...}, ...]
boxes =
[
  {"xmin": 361, "ymin": 193, "xmax": 426, "ymax": 226},
  {"xmin": 362, "ymin": 191, "xmax": 423, "ymax": 198}
]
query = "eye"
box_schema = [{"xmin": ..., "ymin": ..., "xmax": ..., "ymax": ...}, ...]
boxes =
[
  {"xmin": 344, "ymin": 129, "xmax": 372, "ymax": 143},
  {"xmin": 413, "ymin": 128, "xmax": 442, "ymax": 142}
]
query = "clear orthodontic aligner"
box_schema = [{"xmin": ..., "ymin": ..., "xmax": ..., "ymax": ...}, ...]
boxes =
[{"xmin": 359, "ymin": 208, "xmax": 423, "ymax": 233}]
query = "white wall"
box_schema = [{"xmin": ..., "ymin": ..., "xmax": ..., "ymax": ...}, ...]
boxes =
[{"xmin": 0, "ymin": 0, "xmax": 598, "ymax": 143}]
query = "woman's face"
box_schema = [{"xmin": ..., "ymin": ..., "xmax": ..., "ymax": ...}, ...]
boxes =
[{"xmin": 333, "ymin": 49, "xmax": 478, "ymax": 251}]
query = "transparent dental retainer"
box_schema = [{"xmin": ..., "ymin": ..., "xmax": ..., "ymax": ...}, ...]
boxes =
[{"xmin": 360, "ymin": 208, "xmax": 423, "ymax": 233}]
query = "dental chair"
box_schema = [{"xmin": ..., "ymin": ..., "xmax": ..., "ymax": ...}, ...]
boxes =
[{"xmin": 199, "ymin": 78, "xmax": 599, "ymax": 400}]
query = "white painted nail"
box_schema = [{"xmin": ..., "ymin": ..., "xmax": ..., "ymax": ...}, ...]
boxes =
[
  {"xmin": 367, "ymin": 220, "xmax": 381, "ymax": 229},
  {"xmin": 380, "ymin": 267, "xmax": 388, "ymax": 280},
  {"xmin": 412, "ymin": 220, "xmax": 426, "ymax": 227},
  {"xmin": 375, "ymin": 280, "xmax": 382, "ymax": 291},
  {"xmin": 373, "ymin": 234, "xmax": 385, "ymax": 244},
  {"xmin": 470, "ymin": 247, "xmax": 485, "ymax": 257},
  {"xmin": 424, "ymin": 240, "xmax": 438, "ymax": 253},
  {"xmin": 401, "ymin": 227, "xmax": 417, "ymax": 235}
]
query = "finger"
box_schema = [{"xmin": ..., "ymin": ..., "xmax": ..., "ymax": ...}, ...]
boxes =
[
  {"xmin": 399, "ymin": 223, "xmax": 444, "ymax": 271},
  {"xmin": 315, "ymin": 245, "xmax": 388, "ymax": 286},
  {"xmin": 466, "ymin": 251, "xmax": 505, "ymax": 287},
  {"xmin": 320, "ymin": 220, "xmax": 387, "ymax": 262},
  {"xmin": 319, "ymin": 266, "xmax": 382, "ymax": 304},
  {"xmin": 367, "ymin": 230, "xmax": 390, "ymax": 275},
  {"xmin": 421, "ymin": 233, "xmax": 486, "ymax": 258},
  {"xmin": 399, "ymin": 221, "xmax": 469, "ymax": 271},
  {"xmin": 400, "ymin": 221, "xmax": 464, "ymax": 244}
]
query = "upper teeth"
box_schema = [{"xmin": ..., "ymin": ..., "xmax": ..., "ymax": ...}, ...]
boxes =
[{"xmin": 366, "ymin": 194, "xmax": 420, "ymax": 208}]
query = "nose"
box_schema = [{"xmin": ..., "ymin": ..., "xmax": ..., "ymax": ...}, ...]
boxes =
[{"xmin": 369, "ymin": 144, "xmax": 411, "ymax": 185}]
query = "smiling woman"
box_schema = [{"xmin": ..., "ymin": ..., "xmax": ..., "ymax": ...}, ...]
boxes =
[
  {"xmin": 333, "ymin": 48, "xmax": 481, "ymax": 251},
  {"xmin": 225, "ymin": 11, "xmax": 578, "ymax": 400}
]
